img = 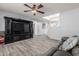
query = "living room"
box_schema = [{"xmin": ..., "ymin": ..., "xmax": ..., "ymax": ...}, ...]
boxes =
[{"xmin": 0, "ymin": 3, "xmax": 79, "ymax": 56}]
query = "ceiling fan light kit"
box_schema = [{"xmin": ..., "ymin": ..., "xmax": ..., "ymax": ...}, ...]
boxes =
[
  {"xmin": 32, "ymin": 10, "xmax": 37, "ymax": 15},
  {"xmin": 24, "ymin": 4, "xmax": 45, "ymax": 16}
]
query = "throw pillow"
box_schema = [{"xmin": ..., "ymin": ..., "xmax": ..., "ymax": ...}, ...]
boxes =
[{"xmin": 61, "ymin": 37, "xmax": 78, "ymax": 51}]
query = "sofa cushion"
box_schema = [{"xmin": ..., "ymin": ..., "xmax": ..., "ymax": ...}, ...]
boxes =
[
  {"xmin": 72, "ymin": 46, "xmax": 79, "ymax": 56},
  {"xmin": 53, "ymin": 50, "xmax": 71, "ymax": 56}
]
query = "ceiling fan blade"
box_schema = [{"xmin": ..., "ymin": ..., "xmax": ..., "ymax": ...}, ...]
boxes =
[
  {"xmin": 24, "ymin": 10, "xmax": 31, "ymax": 12},
  {"xmin": 37, "ymin": 10, "xmax": 45, "ymax": 14},
  {"xmin": 38, "ymin": 4, "xmax": 43, "ymax": 9},
  {"xmin": 24, "ymin": 4, "xmax": 32, "ymax": 9}
]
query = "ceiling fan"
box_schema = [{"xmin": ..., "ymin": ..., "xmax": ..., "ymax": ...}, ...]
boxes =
[{"xmin": 24, "ymin": 4, "xmax": 45, "ymax": 15}]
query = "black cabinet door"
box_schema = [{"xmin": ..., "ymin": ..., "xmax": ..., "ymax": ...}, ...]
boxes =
[{"xmin": 5, "ymin": 17, "xmax": 13, "ymax": 44}]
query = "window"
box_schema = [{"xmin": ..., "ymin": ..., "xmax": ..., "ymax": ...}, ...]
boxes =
[{"xmin": 42, "ymin": 13, "xmax": 60, "ymax": 27}]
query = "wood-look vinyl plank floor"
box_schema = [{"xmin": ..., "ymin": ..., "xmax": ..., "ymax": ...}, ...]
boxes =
[{"xmin": 0, "ymin": 35, "xmax": 60, "ymax": 56}]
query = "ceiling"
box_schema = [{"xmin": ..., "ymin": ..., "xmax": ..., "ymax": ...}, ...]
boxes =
[{"xmin": 0, "ymin": 3, "xmax": 79, "ymax": 22}]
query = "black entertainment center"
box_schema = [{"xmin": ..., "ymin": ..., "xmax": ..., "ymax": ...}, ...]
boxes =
[{"xmin": 4, "ymin": 16, "xmax": 33, "ymax": 44}]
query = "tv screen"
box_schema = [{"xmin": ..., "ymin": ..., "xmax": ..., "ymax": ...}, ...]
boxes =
[
  {"xmin": 12, "ymin": 21, "xmax": 30, "ymax": 34},
  {"xmin": 12, "ymin": 22, "xmax": 24, "ymax": 34}
]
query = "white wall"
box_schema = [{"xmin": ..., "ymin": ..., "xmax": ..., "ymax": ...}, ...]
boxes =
[
  {"xmin": 47, "ymin": 8, "xmax": 79, "ymax": 40},
  {"xmin": 34, "ymin": 21, "xmax": 48, "ymax": 35}
]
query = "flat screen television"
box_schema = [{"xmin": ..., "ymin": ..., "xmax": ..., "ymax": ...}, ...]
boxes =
[
  {"xmin": 12, "ymin": 21, "xmax": 30, "ymax": 35},
  {"xmin": 12, "ymin": 22, "xmax": 24, "ymax": 34}
]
